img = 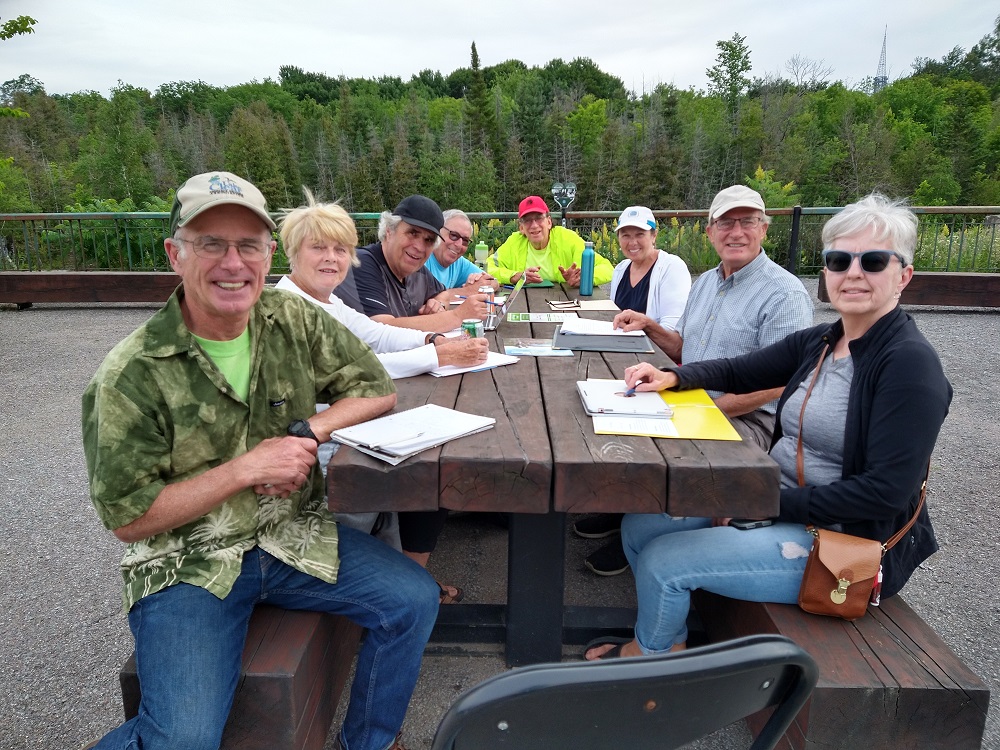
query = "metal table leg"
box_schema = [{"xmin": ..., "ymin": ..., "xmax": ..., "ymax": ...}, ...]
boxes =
[{"xmin": 505, "ymin": 511, "xmax": 565, "ymax": 666}]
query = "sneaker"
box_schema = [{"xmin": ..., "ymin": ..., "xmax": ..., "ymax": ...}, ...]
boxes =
[
  {"xmin": 585, "ymin": 538, "xmax": 630, "ymax": 576},
  {"xmin": 572, "ymin": 513, "xmax": 623, "ymax": 539}
]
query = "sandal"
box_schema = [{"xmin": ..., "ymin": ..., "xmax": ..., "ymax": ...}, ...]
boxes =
[
  {"xmin": 582, "ymin": 636, "xmax": 632, "ymax": 661},
  {"xmin": 438, "ymin": 583, "xmax": 465, "ymax": 605}
]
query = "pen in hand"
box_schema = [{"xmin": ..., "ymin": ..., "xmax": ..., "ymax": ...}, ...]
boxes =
[
  {"xmin": 622, "ymin": 379, "xmax": 644, "ymax": 397},
  {"xmin": 455, "ymin": 296, "xmax": 503, "ymax": 306}
]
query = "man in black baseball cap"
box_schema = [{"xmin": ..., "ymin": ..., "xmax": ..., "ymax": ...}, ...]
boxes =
[{"xmin": 350, "ymin": 195, "xmax": 489, "ymax": 332}]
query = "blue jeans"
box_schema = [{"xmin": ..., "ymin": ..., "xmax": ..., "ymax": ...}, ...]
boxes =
[
  {"xmin": 94, "ymin": 525, "xmax": 439, "ymax": 750},
  {"xmin": 621, "ymin": 513, "xmax": 814, "ymax": 652}
]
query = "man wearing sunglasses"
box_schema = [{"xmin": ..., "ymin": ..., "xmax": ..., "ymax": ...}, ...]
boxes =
[
  {"xmin": 353, "ymin": 195, "xmax": 490, "ymax": 331},
  {"xmin": 424, "ymin": 208, "xmax": 499, "ymax": 292},
  {"xmin": 487, "ymin": 195, "xmax": 614, "ymax": 286},
  {"xmin": 579, "ymin": 185, "xmax": 813, "ymax": 576}
]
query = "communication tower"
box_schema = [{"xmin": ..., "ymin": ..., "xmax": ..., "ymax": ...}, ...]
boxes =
[{"xmin": 874, "ymin": 28, "xmax": 888, "ymax": 92}]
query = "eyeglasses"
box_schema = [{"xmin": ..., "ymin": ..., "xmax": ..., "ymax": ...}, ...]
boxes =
[
  {"xmin": 712, "ymin": 216, "xmax": 763, "ymax": 231},
  {"xmin": 443, "ymin": 229, "xmax": 471, "ymax": 246},
  {"xmin": 519, "ymin": 214, "xmax": 549, "ymax": 226},
  {"xmin": 822, "ymin": 249, "xmax": 907, "ymax": 274},
  {"xmin": 174, "ymin": 236, "xmax": 271, "ymax": 261}
]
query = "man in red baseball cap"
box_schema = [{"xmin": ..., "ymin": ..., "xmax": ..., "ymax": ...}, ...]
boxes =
[{"xmin": 487, "ymin": 195, "xmax": 613, "ymax": 287}]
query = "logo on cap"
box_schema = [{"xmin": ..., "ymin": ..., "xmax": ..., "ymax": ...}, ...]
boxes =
[{"xmin": 208, "ymin": 175, "xmax": 244, "ymax": 197}]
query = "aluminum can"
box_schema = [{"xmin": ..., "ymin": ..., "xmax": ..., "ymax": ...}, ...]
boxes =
[{"xmin": 462, "ymin": 319, "xmax": 484, "ymax": 338}]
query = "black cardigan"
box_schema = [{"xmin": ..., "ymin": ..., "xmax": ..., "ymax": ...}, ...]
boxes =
[{"xmin": 670, "ymin": 306, "xmax": 952, "ymax": 598}]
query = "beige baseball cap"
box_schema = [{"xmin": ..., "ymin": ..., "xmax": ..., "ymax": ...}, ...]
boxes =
[
  {"xmin": 708, "ymin": 185, "xmax": 766, "ymax": 222},
  {"xmin": 169, "ymin": 172, "xmax": 276, "ymax": 234}
]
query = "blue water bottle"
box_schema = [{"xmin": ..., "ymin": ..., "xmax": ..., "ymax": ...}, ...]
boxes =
[{"xmin": 580, "ymin": 241, "xmax": 595, "ymax": 296}]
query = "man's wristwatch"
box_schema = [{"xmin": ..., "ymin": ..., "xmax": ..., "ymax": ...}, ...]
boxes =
[
  {"xmin": 428, "ymin": 332, "xmax": 445, "ymax": 345},
  {"xmin": 287, "ymin": 419, "xmax": 319, "ymax": 443}
]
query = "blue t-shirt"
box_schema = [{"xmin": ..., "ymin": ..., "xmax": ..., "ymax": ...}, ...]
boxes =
[{"xmin": 425, "ymin": 253, "xmax": 480, "ymax": 289}]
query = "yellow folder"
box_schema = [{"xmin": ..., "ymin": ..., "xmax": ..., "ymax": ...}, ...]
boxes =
[{"xmin": 658, "ymin": 389, "xmax": 743, "ymax": 441}]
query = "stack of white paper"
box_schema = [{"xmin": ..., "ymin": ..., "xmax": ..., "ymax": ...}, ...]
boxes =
[
  {"xmin": 331, "ymin": 404, "xmax": 496, "ymax": 465},
  {"xmin": 429, "ymin": 351, "xmax": 519, "ymax": 377},
  {"xmin": 559, "ymin": 317, "xmax": 645, "ymax": 337}
]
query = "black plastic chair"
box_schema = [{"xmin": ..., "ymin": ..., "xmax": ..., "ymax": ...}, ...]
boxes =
[{"xmin": 430, "ymin": 634, "xmax": 818, "ymax": 750}]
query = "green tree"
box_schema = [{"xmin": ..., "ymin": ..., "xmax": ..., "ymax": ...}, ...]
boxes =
[
  {"xmin": 1, "ymin": 15, "xmax": 38, "ymax": 118},
  {"xmin": 706, "ymin": 34, "xmax": 752, "ymax": 118},
  {"xmin": 0, "ymin": 155, "xmax": 34, "ymax": 210},
  {"xmin": 76, "ymin": 84, "xmax": 157, "ymax": 202},
  {"xmin": 223, "ymin": 100, "xmax": 300, "ymax": 208},
  {"xmin": 465, "ymin": 42, "xmax": 502, "ymax": 161}
]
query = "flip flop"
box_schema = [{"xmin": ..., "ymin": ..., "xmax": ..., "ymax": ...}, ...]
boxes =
[
  {"xmin": 582, "ymin": 636, "xmax": 632, "ymax": 661},
  {"xmin": 438, "ymin": 583, "xmax": 465, "ymax": 605}
]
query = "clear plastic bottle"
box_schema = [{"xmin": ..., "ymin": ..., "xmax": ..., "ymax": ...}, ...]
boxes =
[{"xmin": 580, "ymin": 241, "xmax": 595, "ymax": 296}]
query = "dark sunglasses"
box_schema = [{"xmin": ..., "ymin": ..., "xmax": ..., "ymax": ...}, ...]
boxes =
[
  {"xmin": 822, "ymin": 249, "xmax": 907, "ymax": 273},
  {"xmin": 443, "ymin": 229, "xmax": 472, "ymax": 246}
]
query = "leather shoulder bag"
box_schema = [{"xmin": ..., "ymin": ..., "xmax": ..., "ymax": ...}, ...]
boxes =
[{"xmin": 794, "ymin": 344, "xmax": 927, "ymax": 621}]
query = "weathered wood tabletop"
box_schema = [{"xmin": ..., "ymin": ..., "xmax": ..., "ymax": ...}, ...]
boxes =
[{"xmin": 327, "ymin": 284, "xmax": 780, "ymax": 665}]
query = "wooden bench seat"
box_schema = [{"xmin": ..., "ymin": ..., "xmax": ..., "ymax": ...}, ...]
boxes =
[
  {"xmin": 818, "ymin": 271, "xmax": 1000, "ymax": 307},
  {"xmin": 120, "ymin": 606, "xmax": 363, "ymax": 750},
  {"xmin": 692, "ymin": 592, "xmax": 990, "ymax": 749}
]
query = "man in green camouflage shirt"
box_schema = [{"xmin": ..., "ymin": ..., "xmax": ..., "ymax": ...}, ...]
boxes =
[{"xmin": 82, "ymin": 172, "xmax": 438, "ymax": 750}]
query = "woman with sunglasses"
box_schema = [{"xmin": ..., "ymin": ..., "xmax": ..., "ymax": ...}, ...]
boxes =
[{"xmin": 585, "ymin": 193, "xmax": 952, "ymax": 661}]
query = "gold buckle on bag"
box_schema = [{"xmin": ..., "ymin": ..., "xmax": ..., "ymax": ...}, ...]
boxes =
[{"xmin": 831, "ymin": 578, "xmax": 850, "ymax": 604}]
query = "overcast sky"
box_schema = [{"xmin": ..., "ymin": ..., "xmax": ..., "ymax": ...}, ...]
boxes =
[{"xmin": 5, "ymin": 1, "xmax": 997, "ymax": 98}]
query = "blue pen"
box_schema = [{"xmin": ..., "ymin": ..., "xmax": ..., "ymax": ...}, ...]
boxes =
[
  {"xmin": 456, "ymin": 296, "xmax": 503, "ymax": 306},
  {"xmin": 622, "ymin": 379, "xmax": 644, "ymax": 397},
  {"xmin": 502, "ymin": 284, "xmax": 518, "ymax": 290}
]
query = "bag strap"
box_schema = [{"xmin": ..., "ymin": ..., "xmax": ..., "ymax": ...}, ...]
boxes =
[
  {"xmin": 883, "ymin": 468, "xmax": 928, "ymax": 552},
  {"xmin": 795, "ymin": 344, "xmax": 829, "ymax": 488},
  {"xmin": 795, "ymin": 343, "xmax": 929, "ymax": 550}
]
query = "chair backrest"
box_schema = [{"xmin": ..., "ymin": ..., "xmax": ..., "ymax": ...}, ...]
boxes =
[{"xmin": 430, "ymin": 634, "xmax": 817, "ymax": 750}]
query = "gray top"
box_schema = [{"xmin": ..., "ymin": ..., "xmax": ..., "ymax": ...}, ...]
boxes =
[{"xmin": 771, "ymin": 351, "xmax": 854, "ymax": 491}]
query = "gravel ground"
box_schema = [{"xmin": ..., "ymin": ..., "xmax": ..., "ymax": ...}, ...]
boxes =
[{"xmin": 1, "ymin": 281, "xmax": 996, "ymax": 749}]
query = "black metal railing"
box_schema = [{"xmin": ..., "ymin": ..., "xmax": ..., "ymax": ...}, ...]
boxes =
[{"xmin": 2, "ymin": 207, "xmax": 998, "ymax": 276}]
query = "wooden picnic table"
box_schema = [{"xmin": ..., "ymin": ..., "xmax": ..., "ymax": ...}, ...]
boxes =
[{"xmin": 326, "ymin": 285, "xmax": 780, "ymax": 666}]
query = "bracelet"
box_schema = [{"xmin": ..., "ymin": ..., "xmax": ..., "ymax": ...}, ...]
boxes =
[{"xmin": 428, "ymin": 332, "xmax": 444, "ymax": 344}]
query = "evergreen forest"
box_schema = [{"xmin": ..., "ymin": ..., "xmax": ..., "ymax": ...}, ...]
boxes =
[{"xmin": 2, "ymin": 17, "xmax": 1000, "ymax": 216}]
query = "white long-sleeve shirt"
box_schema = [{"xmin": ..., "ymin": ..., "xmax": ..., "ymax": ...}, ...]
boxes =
[
  {"xmin": 276, "ymin": 276, "xmax": 439, "ymax": 379},
  {"xmin": 610, "ymin": 250, "xmax": 692, "ymax": 331}
]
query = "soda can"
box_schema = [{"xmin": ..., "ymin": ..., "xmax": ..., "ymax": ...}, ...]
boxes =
[{"xmin": 462, "ymin": 319, "xmax": 485, "ymax": 338}]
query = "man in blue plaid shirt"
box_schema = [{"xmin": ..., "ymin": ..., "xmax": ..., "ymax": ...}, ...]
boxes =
[{"xmin": 579, "ymin": 185, "xmax": 814, "ymax": 574}]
